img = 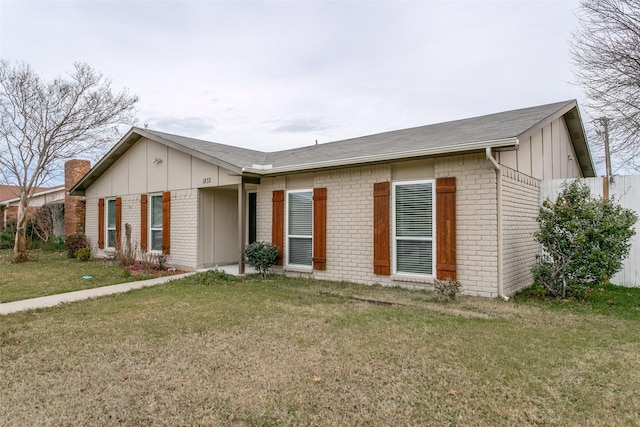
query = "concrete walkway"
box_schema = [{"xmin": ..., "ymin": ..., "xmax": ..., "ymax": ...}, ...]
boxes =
[
  {"xmin": 0, "ymin": 264, "xmax": 256, "ymax": 315},
  {"xmin": 0, "ymin": 273, "xmax": 195, "ymax": 315}
]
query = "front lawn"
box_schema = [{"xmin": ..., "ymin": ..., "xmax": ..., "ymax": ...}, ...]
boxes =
[
  {"xmin": 0, "ymin": 250, "xmax": 156, "ymax": 303},
  {"xmin": 1, "ymin": 273, "xmax": 639, "ymax": 425}
]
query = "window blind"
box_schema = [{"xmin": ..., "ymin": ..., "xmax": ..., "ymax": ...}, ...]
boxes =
[
  {"xmin": 395, "ymin": 182, "xmax": 434, "ymax": 275},
  {"xmin": 288, "ymin": 191, "xmax": 313, "ymax": 266}
]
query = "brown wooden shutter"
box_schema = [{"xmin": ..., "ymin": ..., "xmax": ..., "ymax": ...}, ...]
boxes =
[
  {"xmin": 98, "ymin": 198, "xmax": 105, "ymax": 249},
  {"xmin": 313, "ymin": 187, "xmax": 327, "ymax": 270},
  {"xmin": 115, "ymin": 197, "xmax": 122, "ymax": 250},
  {"xmin": 373, "ymin": 182, "xmax": 391, "ymax": 275},
  {"xmin": 140, "ymin": 194, "xmax": 148, "ymax": 252},
  {"xmin": 272, "ymin": 190, "xmax": 285, "ymax": 266},
  {"xmin": 436, "ymin": 177, "xmax": 457, "ymax": 280},
  {"xmin": 162, "ymin": 191, "xmax": 170, "ymax": 255}
]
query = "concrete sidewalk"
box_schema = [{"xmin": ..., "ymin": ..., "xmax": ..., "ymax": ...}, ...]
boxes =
[{"xmin": 0, "ymin": 273, "xmax": 194, "ymax": 315}]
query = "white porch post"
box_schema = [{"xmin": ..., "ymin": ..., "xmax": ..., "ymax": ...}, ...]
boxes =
[{"xmin": 238, "ymin": 181, "xmax": 246, "ymax": 274}]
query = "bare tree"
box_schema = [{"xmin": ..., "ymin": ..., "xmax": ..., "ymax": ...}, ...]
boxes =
[
  {"xmin": 31, "ymin": 203, "xmax": 64, "ymax": 243},
  {"xmin": 0, "ymin": 61, "xmax": 138, "ymax": 262},
  {"xmin": 571, "ymin": 0, "xmax": 640, "ymax": 174}
]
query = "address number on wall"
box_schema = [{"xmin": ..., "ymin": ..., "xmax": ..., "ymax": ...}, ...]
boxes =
[{"xmin": 202, "ymin": 177, "xmax": 212, "ymax": 184}]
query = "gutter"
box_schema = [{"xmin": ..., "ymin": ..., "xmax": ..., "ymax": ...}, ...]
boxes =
[
  {"xmin": 485, "ymin": 146, "xmax": 509, "ymax": 301},
  {"xmin": 243, "ymin": 137, "xmax": 519, "ymax": 176}
]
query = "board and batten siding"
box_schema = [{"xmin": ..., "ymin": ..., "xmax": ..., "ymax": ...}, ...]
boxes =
[
  {"xmin": 498, "ymin": 116, "xmax": 582, "ymax": 180},
  {"xmin": 540, "ymin": 176, "xmax": 640, "ymax": 287}
]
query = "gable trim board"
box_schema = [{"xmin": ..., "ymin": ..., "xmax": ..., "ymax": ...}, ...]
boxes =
[{"xmin": 72, "ymin": 100, "xmax": 595, "ymax": 297}]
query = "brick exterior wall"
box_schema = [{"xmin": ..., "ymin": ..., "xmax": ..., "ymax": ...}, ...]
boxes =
[
  {"xmin": 85, "ymin": 197, "xmax": 98, "ymax": 251},
  {"xmin": 64, "ymin": 159, "xmax": 91, "ymax": 234},
  {"xmin": 501, "ymin": 166, "xmax": 541, "ymax": 295},
  {"xmin": 255, "ymin": 153, "xmax": 503, "ymax": 297},
  {"xmin": 85, "ymin": 189, "xmax": 199, "ymax": 270},
  {"xmin": 169, "ymin": 189, "xmax": 199, "ymax": 270},
  {"xmin": 312, "ymin": 165, "xmax": 391, "ymax": 284},
  {"xmin": 435, "ymin": 154, "xmax": 499, "ymax": 297}
]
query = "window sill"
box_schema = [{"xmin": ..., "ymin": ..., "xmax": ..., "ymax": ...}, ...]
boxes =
[
  {"xmin": 284, "ymin": 265, "xmax": 313, "ymax": 274},
  {"xmin": 391, "ymin": 273, "xmax": 434, "ymax": 285}
]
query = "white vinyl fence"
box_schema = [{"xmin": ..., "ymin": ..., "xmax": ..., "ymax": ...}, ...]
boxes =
[{"xmin": 540, "ymin": 176, "xmax": 640, "ymax": 287}]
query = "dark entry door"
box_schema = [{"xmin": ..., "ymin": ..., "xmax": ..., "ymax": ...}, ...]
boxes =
[{"xmin": 248, "ymin": 192, "xmax": 257, "ymax": 244}]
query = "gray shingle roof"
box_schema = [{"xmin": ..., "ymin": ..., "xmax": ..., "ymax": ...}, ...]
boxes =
[
  {"xmin": 263, "ymin": 100, "xmax": 577, "ymax": 169},
  {"xmin": 140, "ymin": 129, "xmax": 268, "ymax": 169},
  {"xmin": 70, "ymin": 99, "xmax": 594, "ymax": 194}
]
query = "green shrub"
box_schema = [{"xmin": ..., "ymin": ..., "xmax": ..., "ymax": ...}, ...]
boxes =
[
  {"xmin": 41, "ymin": 236, "xmax": 65, "ymax": 252},
  {"xmin": 243, "ymin": 241, "xmax": 279, "ymax": 277},
  {"xmin": 64, "ymin": 232, "xmax": 88, "ymax": 259},
  {"xmin": 533, "ymin": 180, "xmax": 637, "ymax": 299},
  {"xmin": 0, "ymin": 228, "xmax": 15, "ymax": 250},
  {"xmin": 433, "ymin": 278, "xmax": 462, "ymax": 302},
  {"xmin": 76, "ymin": 247, "xmax": 91, "ymax": 262}
]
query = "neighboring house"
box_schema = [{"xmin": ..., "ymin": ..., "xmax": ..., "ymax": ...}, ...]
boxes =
[
  {"xmin": 70, "ymin": 100, "xmax": 595, "ymax": 298},
  {"xmin": 1, "ymin": 185, "xmax": 51, "ymax": 231},
  {"xmin": 1, "ymin": 160, "xmax": 90, "ymax": 237},
  {"xmin": 1, "ymin": 186, "xmax": 65, "ymax": 236}
]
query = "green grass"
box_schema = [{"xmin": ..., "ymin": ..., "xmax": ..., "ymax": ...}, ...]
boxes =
[
  {"xmin": 0, "ymin": 249, "xmax": 154, "ymax": 303},
  {"xmin": 514, "ymin": 282, "xmax": 640, "ymax": 320},
  {"xmin": 2, "ymin": 273, "xmax": 640, "ymax": 425}
]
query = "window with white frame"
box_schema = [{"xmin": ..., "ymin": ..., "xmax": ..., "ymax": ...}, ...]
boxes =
[
  {"xmin": 287, "ymin": 190, "xmax": 313, "ymax": 266},
  {"xmin": 393, "ymin": 180, "xmax": 435, "ymax": 276},
  {"xmin": 150, "ymin": 194, "xmax": 163, "ymax": 251},
  {"xmin": 106, "ymin": 198, "xmax": 116, "ymax": 248}
]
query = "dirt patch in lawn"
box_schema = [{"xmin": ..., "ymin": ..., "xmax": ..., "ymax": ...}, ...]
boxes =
[{"xmin": 124, "ymin": 263, "xmax": 188, "ymax": 277}]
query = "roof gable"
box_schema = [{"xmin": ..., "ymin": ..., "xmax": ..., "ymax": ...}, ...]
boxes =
[{"xmin": 71, "ymin": 127, "xmax": 267, "ymax": 194}]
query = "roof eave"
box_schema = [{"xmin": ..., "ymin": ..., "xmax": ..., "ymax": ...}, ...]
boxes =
[
  {"xmin": 563, "ymin": 105, "xmax": 596, "ymax": 178},
  {"xmin": 70, "ymin": 127, "xmax": 246, "ymax": 196},
  {"xmin": 242, "ymin": 137, "xmax": 519, "ymax": 176},
  {"xmin": 69, "ymin": 128, "xmax": 143, "ymax": 196},
  {"xmin": 3, "ymin": 185, "xmax": 66, "ymax": 205},
  {"xmin": 515, "ymin": 100, "xmax": 596, "ymax": 178}
]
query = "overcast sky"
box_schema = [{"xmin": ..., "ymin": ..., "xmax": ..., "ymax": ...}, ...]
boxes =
[{"xmin": 1, "ymin": 0, "xmax": 584, "ymax": 155}]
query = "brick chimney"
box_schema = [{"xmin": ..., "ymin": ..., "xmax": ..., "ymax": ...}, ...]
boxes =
[{"xmin": 64, "ymin": 159, "xmax": 91, "ymax": 235}]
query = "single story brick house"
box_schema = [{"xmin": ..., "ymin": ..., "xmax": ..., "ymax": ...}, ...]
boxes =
[
  {"xmin": 2, "ymin": 160, "xmax": 90, "ymax": 236},
  {"xmin": 70, "ymin": 100, "xmax": 595, "ymax": 298}
]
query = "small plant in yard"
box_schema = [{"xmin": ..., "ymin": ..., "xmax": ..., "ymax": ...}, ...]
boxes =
[
  {"xmin": 433, "ymin": 278, "xmax": 462, "ymax": 302},
  {"xmin": 139, "ymin": 252, "xmax": 168, "ymax": 272},
  {"xmin": 243, "ymin": 241, "xmax": 279, "ymax": 277},
  {"xmin": 41, "ymin": 236, "xmax": 65, "ymax": 252},
  {"xmin": 152, "ymin": 253, "xmax": 168, "ymax": 270},
  {"xmin": 64, "ymin": 232, "xmax": 88, "ymax": 259},
  {"xmin": 533, "ymin": 180, "xmax": 637, "ymax": 299},
  {"xmin": 186, "ymin": 269, "xmax": 236, "ymax": 285},
  {"xmin": 76, "ymin": 247, "xmax": 92, "ymax": 262}
]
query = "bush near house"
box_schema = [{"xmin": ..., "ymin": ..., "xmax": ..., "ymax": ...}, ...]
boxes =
[
  {"xmin": 0, "ymin": 228, "xmax": 15, "ymax": 249},
  {"xmin": 533, "ymin": 180, "xmax": 637, "ymax": 298},
  {"xmin": 64, "ymin": 232, "xmax": 89, "ymax": 259},
  {"xmin": 76, "ymin": 247, "xmax": 91, "ymax": 261},
  {"xmin": 243, "ymin": 241, "xmax": 279, "ymax": 277}
]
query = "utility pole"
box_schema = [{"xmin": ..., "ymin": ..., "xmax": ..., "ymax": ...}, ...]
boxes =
[
  {"xmin": 597, "ymin": 117, "xmax": 612, "ymax": 179},
  {"xmin": 596, "ymin": 117, "xmax": 612, "ymax": 200}
]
